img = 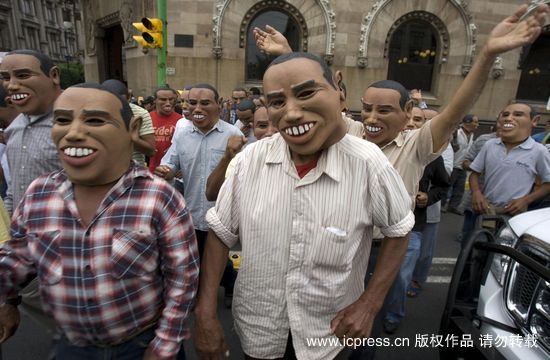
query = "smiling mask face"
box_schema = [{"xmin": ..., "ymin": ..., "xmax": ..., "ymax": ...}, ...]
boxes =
[
  {"xmin": 52, "ymin": 87, "xmax": 136, "ymax": 186},
  {"xmin": 263, "ymin": 57, "xmax": 345, "ymax": 164},
  {"xmin": 0, "ymin": 54, "xmax": 60, "ymax": 115}
]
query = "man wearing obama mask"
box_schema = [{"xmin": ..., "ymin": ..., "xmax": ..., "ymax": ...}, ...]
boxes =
[{"xmin": 0, "ymin": 83, "xmax": 199, "ymax": 359}]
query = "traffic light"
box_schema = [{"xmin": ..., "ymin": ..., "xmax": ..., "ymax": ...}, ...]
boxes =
[{"xmin": 132, "ymin": 17, "xmax": 163, "ymax": 49}]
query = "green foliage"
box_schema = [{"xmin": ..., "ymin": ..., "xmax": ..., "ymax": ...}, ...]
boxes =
[{"xmin": 57, "ymin": 61, "xmax": 85, "ymax": 89}]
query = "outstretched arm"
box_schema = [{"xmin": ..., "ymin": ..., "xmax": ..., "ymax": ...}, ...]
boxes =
[
  {"xmin": 430, "ymin": 4, "xmax": 548, "ymax": 152},
  {"xmin": 254, "ymin": 25, "xmax": 292, "ymax": 56}
]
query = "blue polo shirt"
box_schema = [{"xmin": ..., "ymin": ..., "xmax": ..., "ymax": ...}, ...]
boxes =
[
  {"xmin": 470, "ymin": 137, "xmax": 550, "ymax": 207},
  {"xmin": 161, "ymin": 119, "xmax": 242, "ymax": 231}
]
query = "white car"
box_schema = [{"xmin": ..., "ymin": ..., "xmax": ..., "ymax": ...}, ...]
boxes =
[{"xmin": 440, "ymin": 208, "xmax": 550, "ymax": 359}]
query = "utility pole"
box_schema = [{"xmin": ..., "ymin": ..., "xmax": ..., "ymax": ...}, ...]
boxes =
[{"xmin": 157, "ymin": 0, "xmax": 167, "ymax": 86}]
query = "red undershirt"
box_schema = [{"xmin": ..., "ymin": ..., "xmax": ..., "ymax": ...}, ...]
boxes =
[{"xmin": 295, "ymin": 156, "xmax": 320, "ymax": 179}]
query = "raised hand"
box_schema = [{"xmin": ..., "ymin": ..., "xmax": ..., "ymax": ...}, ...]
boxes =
[
  {"xmin": 253, "ymin": 25, "xmax": 292, "ymax": 56},
  {"xmin": 485, "ymin": 4, "xmax": 548, "ymax": 56},
  {"xmin": 225, "ymin": 135, "xmax": 247, "ymax": 159}
]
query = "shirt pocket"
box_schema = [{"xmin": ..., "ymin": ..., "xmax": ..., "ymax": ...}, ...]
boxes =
[
  {"xmin": 28, "ymin": 230, "xmax": 62, "ymax": 285},
  {"xmin": 209, "ymin": 149, "xmax": 226, "ymax": 171},
  {"xmin": 110, "ymin": 229, "xmax": 157, "ymax": 279},
  {"xmin": 311, "ymin": 227, "xmax": 351, "ymax": 271}
]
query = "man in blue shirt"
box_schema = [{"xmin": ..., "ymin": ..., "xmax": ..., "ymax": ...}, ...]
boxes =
[
  {"xmin": 470, "ymin": 103, "xmax": 550, "ymax": 215},
  {"xmin": 155, "ymin": 83, "xmax": 243, "ymax": 305}
]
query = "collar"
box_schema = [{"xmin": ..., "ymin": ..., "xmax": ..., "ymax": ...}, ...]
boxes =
[
  {"xmin": 24, "ymin": 109, "xmax": 53, "ymax": 124},
  {"xmin": 191, "ymin": 118, "xmax": 223, "ymax": 135},
  {"xmin": 496, "ymin": 136, "xmax": 535, "ymax": 150},
  {"xmin": 381, "ymin": 131, "xmax": 405, "ymax": 150},
  {"xmin": 265, "ymin": 133, "xmax": 341, "ymax": 182},
  {"xmin": 52, "ymin": 161, "xmax": 152, "ymax": 189}
]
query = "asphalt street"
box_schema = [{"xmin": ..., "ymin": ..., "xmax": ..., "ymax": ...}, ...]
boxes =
[{"xmin": 2, "ymin": 212, "xmax": 465, "ymax": 360}]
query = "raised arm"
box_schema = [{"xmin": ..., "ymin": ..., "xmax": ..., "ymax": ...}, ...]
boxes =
[{"xmin": 430, "ymin": 4, "xmax": 548, "ymax": 151}]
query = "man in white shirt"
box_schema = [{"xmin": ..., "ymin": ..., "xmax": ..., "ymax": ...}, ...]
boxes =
[{"xmin": 194, "ymin": 52, "xmax": 413, "ymax": 360}]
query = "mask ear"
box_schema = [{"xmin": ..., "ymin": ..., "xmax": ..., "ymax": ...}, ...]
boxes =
[
  {"xmin": 49, "ymin": 66, "xmax": 61, "ymax": 86},
  {"xmin": 333, "ymin": 71, "xmax": 345, "ymax": 99}
]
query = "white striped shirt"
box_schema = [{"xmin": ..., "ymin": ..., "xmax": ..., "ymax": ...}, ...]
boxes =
[{"xmin": 206, "ymin": 133, "xmax": 413, "ymax": 359}]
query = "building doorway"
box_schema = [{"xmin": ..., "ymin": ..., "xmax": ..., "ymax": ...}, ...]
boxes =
[
  {"xmin": 100, "ymin": 24, "xmax": 124, "ymax": 82},
  {"xmin": 387, "ymin": 19, "xmax": 438, "ymax": 91}
]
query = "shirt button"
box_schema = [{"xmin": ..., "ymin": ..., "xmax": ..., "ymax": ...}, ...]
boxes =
[
  {"xmin": 84, "ymin": 265, "xmax": 93, "ymax": 275},
  {"xmin": 22, "ymin": 146, "xmax": 27, "ymax": 150}
]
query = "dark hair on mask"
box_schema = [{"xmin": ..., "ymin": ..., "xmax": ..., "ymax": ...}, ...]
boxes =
[
  {"xmin": 6, "ymin": 49, "xmax": 55, "ymax": 76},
  {"xmin": 523, "ymin": 103, "xmax": 538, "ymax": 120},
  {"xmin": 236, "ymin": 98, "xmax": 256, "ymax": 113},
  {"xmin": 367, "ymin": 80, "xmax": 410, "ymax": 110},
  {"xmin": 0, "ymin": 86, "xmax": 8, "ymax": 108},
  {"xmin": 70, "ymin": 82, "xmax": 133, "ymax": 129},
  {"xmin": 192, "ymin": 83, "xmax": 220, "ymax": 102},
  {"xmin": 268, "ymin": 52, "xmax": 337, "ymax": 90},
  {"xmin": 153, "ymin": 86, "xmax": 177, "ymax": 98},
  {"xmin": 102, "ymin": 79, "xmax": 129, "ymax": 99}
]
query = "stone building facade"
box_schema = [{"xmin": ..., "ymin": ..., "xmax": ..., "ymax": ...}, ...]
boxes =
[
  {"xmin": 82, "ymin": 0, "xmax": 550, "ymax": 121},
  {"xmin": 0, "ymin": 0, "xmax": 83, "ymax": 63}
]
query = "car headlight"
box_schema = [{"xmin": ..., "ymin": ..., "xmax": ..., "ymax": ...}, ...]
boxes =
[{"xmin": 490, "ymin": 223, "xmax": 518, "ymax": 285}]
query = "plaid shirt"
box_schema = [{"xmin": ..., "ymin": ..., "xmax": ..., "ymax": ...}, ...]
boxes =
[{"xmin": 0, "ymin": 164, "xmax": 199, "ymax": 359}]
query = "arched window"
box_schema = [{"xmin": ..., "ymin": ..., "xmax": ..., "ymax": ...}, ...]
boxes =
[
  {"xmin": 387, "ymin": 19, "xmax": 438, "ymax": 91},
  {"xmin": 245, "ymin": 10, "xmax": 301, "ymax": 81},
  {"xmin": 516, "ymin": 29, "xmax": 550, "ymax": 102}
]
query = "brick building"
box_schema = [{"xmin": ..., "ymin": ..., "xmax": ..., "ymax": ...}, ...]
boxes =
[{"xmin": 81, "ymin": 0, "xmax": 549, "ymax": 121}]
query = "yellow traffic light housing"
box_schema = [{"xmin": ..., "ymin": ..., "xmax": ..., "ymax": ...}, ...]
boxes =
[{"xmin": 132, "ymin": 17, "xmax": 163, "ymax": 49}]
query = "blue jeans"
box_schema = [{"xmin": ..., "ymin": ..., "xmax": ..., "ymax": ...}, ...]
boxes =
[
  {"xmin": 412, "ymin": 222, "xmax": 439, "ymax": 285},
  {"xmin": 383, "ymin": 231, "xmax": 421, "ymax": 322},
  {"xmin": 445, "ymin": 168, "xmax": 467, "ymax": 209},
  {"xmin": 54, "ymin": 327, "xmax": 186, "ymax": 360},
  {"xmin": 461, "ymin": 209, "xmax": 478, "ymax": 248}
]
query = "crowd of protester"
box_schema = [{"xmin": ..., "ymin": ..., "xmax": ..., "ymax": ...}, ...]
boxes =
[{"xmin": 0, "ymin": 3, "xmax": 548, "ymax": 360}]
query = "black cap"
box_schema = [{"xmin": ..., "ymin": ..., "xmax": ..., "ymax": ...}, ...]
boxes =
[{"xmin": 143, "ymin": 96, "xmax": 155, "ymax": 105}]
